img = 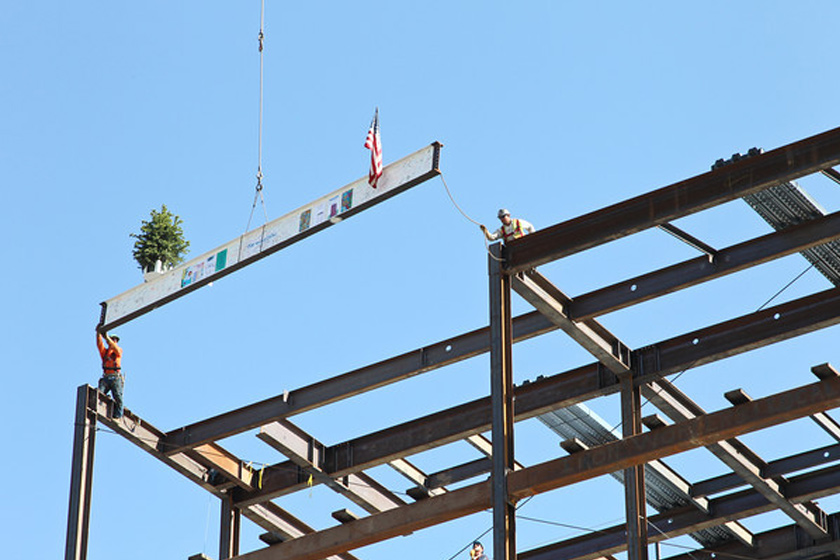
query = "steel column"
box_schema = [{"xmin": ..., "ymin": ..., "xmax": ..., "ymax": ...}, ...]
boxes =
[
  {"xmin": 220, "ymin": 494, "xmax": 241, "ymax": 559},
  {"xmin": 65, "ymin": 385, "xmax": 97, "ymax": 560},
  {"xmin": 621, "ymin": 376, "xmax": 648, "ymax": 560},
  {"xmin": 489, "ymin": 243, "xmax": 516, "ymax": 560}
]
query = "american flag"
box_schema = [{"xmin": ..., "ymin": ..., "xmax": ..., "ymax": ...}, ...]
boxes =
[{"xmin": 364, "ymin": 108, "xmax": 383, "ymax": 188}]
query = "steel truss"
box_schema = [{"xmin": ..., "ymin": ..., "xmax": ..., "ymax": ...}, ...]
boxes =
[{"xmin": 67, "ymin": 125, "xmax": 840, "ymax": 560}]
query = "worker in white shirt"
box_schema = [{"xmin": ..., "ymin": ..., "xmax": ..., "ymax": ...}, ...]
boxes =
[{"xmin": 480, "ymin": 208, "xmax": 535, "ymax": 243}]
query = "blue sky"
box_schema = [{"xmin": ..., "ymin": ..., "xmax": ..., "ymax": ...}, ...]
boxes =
[{"xmin": 4, "ymin": 2, "xmax": 840, "ymax": 559}]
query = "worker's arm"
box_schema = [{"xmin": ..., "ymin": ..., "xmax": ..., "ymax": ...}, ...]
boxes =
[
  {"xmin": 480, "ymin": 224, "xmax": 501, "ymax": 241},
  {"xmin": 521, "ymin": 219, "xmax": 536, "ymax": 234},
  {"xmin": 96, "ymin": 330, "xmax": 106, "ymax": 356}
]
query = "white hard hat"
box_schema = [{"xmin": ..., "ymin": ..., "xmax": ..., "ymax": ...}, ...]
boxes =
[{"xmin": 497, "ymin": 208, "xmax": 510, "ymax": 219}]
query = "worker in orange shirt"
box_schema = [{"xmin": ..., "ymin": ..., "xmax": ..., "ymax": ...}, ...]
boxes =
[
  {"xmin": 480, "ymin": 208, "xmax": 535, "ymax": 243},
  {"xmin": 96, "ymin": 329, "xmax": 124, "ymax": 419}
]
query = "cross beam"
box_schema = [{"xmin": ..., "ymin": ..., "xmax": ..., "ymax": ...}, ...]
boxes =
[
  {"xmin": 69, "ymin": 385, "xmax": 358, "ymax": 560},
  {"xmin": 644, "ymin": 379, "xmax": 828, "ymax": 538},
  {"xmin": 257, "ymin": 420, "xmax": 405, "ymax": 514},
  {"xmin": 228, "ymin": 375, "xmax": 840, "ymax": 560},
  {"xmin": 503, "ymin": 125, "xmax": 840, "ymax": 272},
  {"xmin": 657, "ymin": 513, "xmax": 840, "ymax": 560},
  {"xmin": 519, "ymin": 463, "xmax": 840, "ymax": 560},
  {"xmin": 233, "ymin": 286, "xmax": 840, "ymax": 507},
  {"xmin": 160, "ymin": 210, "xmax": 840, "ymax": 457}
]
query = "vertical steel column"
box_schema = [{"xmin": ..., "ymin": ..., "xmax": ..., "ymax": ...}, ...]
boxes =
[
  {"xmin": 622, "ymin": 375, "xmax": 648, "ymax": 560},
  {"xmin": 65, "ymin": 385, "xmax": 97, "ymax": 560},
  {"xmin": 219, "ymin": 493, "xmax": 241, "ymax": 559},
  {"xmin": 489, "ymin": 244, "xmax": 516, "ymax": 560}
]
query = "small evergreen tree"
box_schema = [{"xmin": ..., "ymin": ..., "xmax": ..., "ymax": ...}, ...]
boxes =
[{"xmin": 130, "ymin": 205, "xmax": 190, "ymax": 271}]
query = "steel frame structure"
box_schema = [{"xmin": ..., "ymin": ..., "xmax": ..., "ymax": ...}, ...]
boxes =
[{"xmin": 67, "ymin": 125, "xmax": 840, "ymax": 560}]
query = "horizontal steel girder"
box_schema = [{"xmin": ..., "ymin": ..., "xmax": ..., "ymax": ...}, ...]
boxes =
[
  {"xmin": 82, "ymin": 385, "xmax": 357, "ymax": 560},
  {"xmin": 504, "ymin": 125, "xmax": 840, "ymax": 272},
  {"xmin": 519, "ymin": 463, "xmax": 840, "ymax": 560},
  {"xmin": 160, "ymin": 213, "xmax": 840, "ymax": 457},
  {"xmin": 234, "ymin": 287, "xmax": 840, "ymax": 506},
  {"xmin": 258, "ymin": 420, "xmax": 405, "ymax": 514},
  {"xmin": 644, "ymin": 379, "xmax": 827, "ymax": 538},
  {"xmin": 656, "ymin": 513, "xmax": 840, "ymax": 560},
  {"xmin": 511, "ymin": 269, "xmax": 631, "ymax": 375},
  {"xmin": 229, "ymin": 376, "xmax": 840, "ymax": 560},
  {"xmin": 570, "ymin": 209, "xmax": 840, "ymax": 321}
]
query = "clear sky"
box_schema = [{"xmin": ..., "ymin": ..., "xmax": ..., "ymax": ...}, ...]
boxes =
[{"xmin": 4, "ymin": 2, "xmax": 840, "ymax": 559}]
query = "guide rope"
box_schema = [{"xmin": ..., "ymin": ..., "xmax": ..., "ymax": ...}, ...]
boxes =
[
  {"xmin": 246, "ymin": 0, "xmax": 269, "ymax": 233},
  {"xmin": 438, "ymin": 174, "xmax": 504, "ymax": 262}
]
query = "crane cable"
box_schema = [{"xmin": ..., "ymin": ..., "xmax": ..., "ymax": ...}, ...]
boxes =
[{"xmin": 246, "ymin": 0, "xmax": 269, "ymax": 233}]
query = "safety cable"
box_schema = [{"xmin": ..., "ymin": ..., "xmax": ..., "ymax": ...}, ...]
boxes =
[{"xmin": 245, "ymin": 0, "xmax": 269, "ymax": 233}]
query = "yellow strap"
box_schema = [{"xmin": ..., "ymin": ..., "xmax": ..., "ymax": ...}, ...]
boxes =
[
  {"xmin": 259, "ymin": 465, "xmax": 265, "ymax": 489},
  {"xmin": 307, "ymin": 474, "xmax": 313, "ymax": 487}
]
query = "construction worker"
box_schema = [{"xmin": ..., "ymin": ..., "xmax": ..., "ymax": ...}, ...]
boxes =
[
  {"xmin": 469, "ymin": 541, "xmax": 489, "ymax": 560},
  {"xmin": 96, "ymin": 329, "xmax": 124, "ymax": 419},
  {"xmin": 480, "ymin": 208, "xmax": 535, "ymax": 243}
]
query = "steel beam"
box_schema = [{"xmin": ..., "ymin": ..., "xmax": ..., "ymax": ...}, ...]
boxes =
[
  {"xmin": 426, "ymin": 458, "xmax": 492, "ymax": 489},
  {"xmin": 423, "ymin": 437, "xmax": 526, "ymax": 489},
  {"xmin": 80, "ymin": 385, "xmax": 356, "ymax": 560},
  {"xmin": 387, "ymin": 458, "xmax": 445, "ymax": 497},
  {"xmin": 160, "ymin": 310, "xmax": 557, "ymax": 456},
  {"xmin": 518, "ymin": 464, "xmax": 840, "ymax": 560},
  {"xmin": 823, "ymin": 167, "xmax": 840, "ymax": 186},
  {"xmin": 811, "ymin": 411, "xmax": 840, "ymax": 442},
  {"xmin": 657, "ymin": 223, "xmax": 717, "ymax": 260},
  {"xmin": 692, "ymin": 442, "xmax": 840, "ymax": 498},
  {"xmin": 241, "ymin": 502, "xmax": 360, "ymax": 560},
  {"xmin": 657, "ymin": 513, "xmax": 840, "ymax": 560},
  {"xmin": 234, "ymin": 287, "xmax": 840, "ymax": 506},
  {"xmin": 556, "ymin": 422, "xmax": 752, "ymax": 546},
  {"xmin": 160, "ymin": 215, "xmax": 840, "ymax": 458},
  {"xmin": 504, "ymin": 125, "xmax": 840, "ymax": 272},
  {"xmin": 643, "ymin": 379, "xmax": 828, "ymax": 538},
  {"xmin": 229, "ymin": 377, "xmax": 840, "ymax": 560},
  {"xmin": 489, "ymin": 243, "xmax": 516, "ymax": 560},
  {"xmin": 258, "ymin": 420, "xmax": 405, "ymax": 514},
  {"xmin": 570, "ymin": 210, "xmax": 840, "ymax": 321},
  {"xmin": 511, "ymin": 269, "xmax": 631, "ymax": 374},
  {"xmin": 65, "ymin": 385, "xmax": 97, "ymax": 560}
]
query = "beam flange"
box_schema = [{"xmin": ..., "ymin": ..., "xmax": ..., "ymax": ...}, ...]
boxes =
[
  {"xmin": 258, "ymin": 420, "xmax": 405, "ymax": 514},
  {"xmin": 235, "ymin": 287, "xmax": 840, "ymax": 506},
  {"xmin": 571, "ymin": 209, "xmax": 840, "ymax": 321},
  {"xmin": 644, "ymin": 379, "xmax": 828, "ymax": 538},
  {"xmin": 511, "ymin": 270, "xmax": 631, "ymax": 375},
  {"xmin": 519, "ymin": 464, "xmax": 840, "ymax": 560},
  {"xmin": 504, "ymin": 125, "xmax": 840, "ymax": 272},
  {"xmin": 230, "ymin": 376, "xmax": 840, "ymax": 560}
]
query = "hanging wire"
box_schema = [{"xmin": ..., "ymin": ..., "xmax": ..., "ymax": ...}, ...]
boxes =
[
  {"xmin": 245, "ymin": 0, "xmax": 269, "ymax": 233},
  {"xmin": 603, "ymin": 261, "xmax": 817, "ymax": 436},
  {"xmin": 439, "ymin": 173, "xmax": 504, "ymax": 262},
  {"xmin": 442, "ymin": 496, "xmax": 534, "ymax": 560}
]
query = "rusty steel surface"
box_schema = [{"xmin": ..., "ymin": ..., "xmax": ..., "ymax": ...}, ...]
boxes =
[
  {"xmin": 229, "ymin": 377, "xmax": 840, "ymax": 560},
  {"xmin": 504, "ymin": 125, "xmax": 840, "ymax": 272},
  {"xmin": 518, "ymin": 464, "xmax": 840, "ymax": 560},
  {"xmin": 72, "ymin": 126, "xmax": 840, "ymax": 560},
  {"xmin": 233, "ymin": 286, "xmax": 840, "ymax": 508}
]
